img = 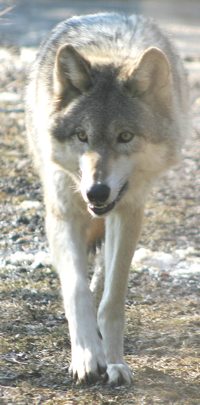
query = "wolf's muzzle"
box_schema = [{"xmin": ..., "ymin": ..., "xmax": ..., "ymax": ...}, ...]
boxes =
[
  {"xmin": 88, "ymin": 182, "xmax": 128, "ymax": 216},
  {"xmin": 86, "ymin": 183, "xmax": 110, "ymax": 205}
]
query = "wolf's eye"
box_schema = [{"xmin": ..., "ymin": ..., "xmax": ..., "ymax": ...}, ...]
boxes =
[
  {"xmin": 117, "ymin": 131, "xmax": 134, "ymax": 143},
  {"xmin": 76, "ymin": 130, "xmax": 88, "ymax": 143}
]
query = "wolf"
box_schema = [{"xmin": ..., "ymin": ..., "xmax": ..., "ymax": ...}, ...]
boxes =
[{"xmin": 26, "ymin": 13, "xmax": 189, "ymax": 385}]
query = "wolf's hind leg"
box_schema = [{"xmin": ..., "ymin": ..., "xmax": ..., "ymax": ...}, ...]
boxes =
[
  {"xmin": 90, "ymin": 248, "xmax": 104, "ymax": 309},
  {"xmin": 87, "ymin": 218, "xmax": 105, "ymax": 308}
]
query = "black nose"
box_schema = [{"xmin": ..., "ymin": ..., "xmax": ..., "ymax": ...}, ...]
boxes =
[{"xmin": 86, "ymin": 183, "xmax": 110, "ymax": 204}]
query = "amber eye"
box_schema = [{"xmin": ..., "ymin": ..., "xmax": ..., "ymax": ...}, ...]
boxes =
[
  {"xmin": 76, "ymin": 130, "xmax": 88, "ymax": 143},
  {"xmin": 117, "ymin": 131, "xmax": 134, "ymax": 143}
]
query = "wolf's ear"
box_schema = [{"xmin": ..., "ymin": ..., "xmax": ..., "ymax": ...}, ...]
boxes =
[
  {"xmin": 54, "ymin": 44, "xmax": 92, "ymax": 98},
  {"xmin": 128, "ymin": 47, "xmax": 171, "ymax": 101}
]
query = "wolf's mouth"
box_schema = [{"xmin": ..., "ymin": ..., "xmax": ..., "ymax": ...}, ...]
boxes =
[{"xmin": 88, "ymin": 182, "xmax": 128, "ymax": 216}]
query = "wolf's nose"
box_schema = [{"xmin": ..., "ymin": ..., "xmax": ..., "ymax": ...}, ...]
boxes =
[{"xmin": 86, "ymin": 183, "xmax": 110, "ymax": 204}]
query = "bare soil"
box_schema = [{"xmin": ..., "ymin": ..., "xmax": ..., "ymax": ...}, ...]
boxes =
[{"xmin": 0, "ymin": 21, "xmax": 200, "ymax": 405}]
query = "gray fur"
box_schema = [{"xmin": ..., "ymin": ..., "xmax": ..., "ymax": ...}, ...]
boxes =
[{"xmin": 26, "ymin": 13, "xmax": 190, "ymax": 386}]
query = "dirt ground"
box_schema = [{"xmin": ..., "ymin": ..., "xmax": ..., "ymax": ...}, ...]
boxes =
[{"xmin": 0, "ymin": 2, "xmax": 200, "ymax": 404}]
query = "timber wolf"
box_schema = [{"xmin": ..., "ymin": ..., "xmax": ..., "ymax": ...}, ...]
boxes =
[{"xmin": 26, "ymin": 13, "xmax": 189, "ymax": 385}]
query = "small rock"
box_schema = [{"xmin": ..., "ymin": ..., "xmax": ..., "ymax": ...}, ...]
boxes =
[
  {"xmin": 16, "ymin": 215, "xmax": 30, "ymax": 225},
  {"xmin": 8, "ymin": 251, "xmax": 34, "ymax": 265},
  {"xmin": 132, "ymin": 248, "xmax": 200, "ymax": 279},
  {"xmin": 31, "ymin": 251, "xmax": 51, "ymax": 270},
  {"xmin": 0, "ymin": 92, "xmax": 21, "ymax": 103},
  {"xmin": 19, "ymin": 200, "xmax": 42, "ymax": 210}
]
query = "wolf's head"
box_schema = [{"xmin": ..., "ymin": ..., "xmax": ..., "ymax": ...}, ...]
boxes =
[{"xmin": 50, "ymin": 44, "xmax": 179, "ymax": 216}]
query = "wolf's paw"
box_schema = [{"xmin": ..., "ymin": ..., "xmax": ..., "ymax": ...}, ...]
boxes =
[
  {"xmin": 105, "ymin": 363, "xmax": 133, "ymax": 386},
  {"xmin": 69, "ymin": 344, "xmax": 106, "ymax": 384}
]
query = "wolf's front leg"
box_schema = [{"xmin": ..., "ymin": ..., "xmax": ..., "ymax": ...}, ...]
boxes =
[
  {"xmin": 46, "ymin": 209, "xmax": 106, "ymax": 383},
  {"xmin": 98, "ymin": 207, "xmax": 144, "ymax": 385}
]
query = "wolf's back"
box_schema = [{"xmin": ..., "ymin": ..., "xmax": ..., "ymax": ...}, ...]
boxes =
[{"xmin": 35, "ymin": 13, "xmax": 184, "ymax": 80}]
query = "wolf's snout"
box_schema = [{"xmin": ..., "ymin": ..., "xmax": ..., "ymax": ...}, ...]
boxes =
[{"xmin": 86, "ymin": 183, "xmax": 110, "ymax": 204}]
